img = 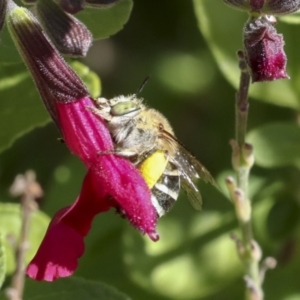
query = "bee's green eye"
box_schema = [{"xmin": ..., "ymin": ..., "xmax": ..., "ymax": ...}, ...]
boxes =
[{"xmin": 111, "ymin": 101, "xmax": 139, "ymax": 116}]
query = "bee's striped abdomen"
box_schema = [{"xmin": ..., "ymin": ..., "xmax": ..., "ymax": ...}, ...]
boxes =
[{"xmin": 151, "ymin": 164, "xmax": 180, "ymax": 217}]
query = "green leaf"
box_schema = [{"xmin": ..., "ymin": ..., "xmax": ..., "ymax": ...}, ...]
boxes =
[
  {"xmin": 193, "ymin": 0, "xmax": 300, "ymax": 110},
  {"xmin": 70, "ymin": 61, "xmax": 101, "ymax": 98},
  {"xmin": 247, "ymin": 122, "xmax": 300, "ymax": 168},
  {"xmin": 262, "ymin": 223, "xmax": 300, "ymax": 300},
  {"xmin": 267, "ymin": 199, "xmax": 300, "ymax": 239},
  {"xmin": 155, "ymin": 51, "xmax": 216, "ymax": 95},
  {"xmin": 0, "ymin": 203, "xmax": 50, "ymax": 274},
  {"xmin": 122, "ymin": 208, "xmax": 241, "ymax": 299},
  {"xmin": 77, "ymin": 0, "xmax": 133, "ymax": 40},
  {"xmin": 0, "ymin": 60, "xmax": 101, "ymax": 154},
  {"xmin": 0, "ymin": 234, "xmax": 6, "ymax": 289},
  {"xmin": 0, "ymin": 63, "xmax": 50, "ymax": 153},
  {"xmin": 0, "ymin": 26, "xmax": 22, "ymax": 64},
  {"xmin": 0, "ymin": 277, "xmax": 131, "ymax": 300},
  {"xmin": 280, "ymin": 11, "xmax": 300, "ymax": 24}
]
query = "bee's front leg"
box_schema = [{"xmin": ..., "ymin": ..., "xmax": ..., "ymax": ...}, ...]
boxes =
[{"xmin": 87, "ymin": 97, "xmax": 112, "ymax": 121}]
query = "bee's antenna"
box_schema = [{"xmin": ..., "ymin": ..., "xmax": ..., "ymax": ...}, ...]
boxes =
[{"xmin": 136, "ymin": 75, "xmax": 151, "ymax": 95}]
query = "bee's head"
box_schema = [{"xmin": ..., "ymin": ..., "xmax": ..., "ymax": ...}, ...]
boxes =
[{"xmin": 109, "ymin": 95, "xmax": 143, "ymax": 117}]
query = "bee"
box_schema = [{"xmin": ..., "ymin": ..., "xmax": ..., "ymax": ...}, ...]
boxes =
[{"xmin": 90, "ymin": 94, "xmax": 218, "ymax": 217}]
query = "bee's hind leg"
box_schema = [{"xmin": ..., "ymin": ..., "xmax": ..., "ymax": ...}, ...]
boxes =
[{"xmin": 97, "ymin": 148, "xmax": 139, "ymax": 162}]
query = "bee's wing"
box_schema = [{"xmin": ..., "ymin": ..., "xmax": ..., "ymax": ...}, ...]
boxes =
[
  {"xmin": 162, "ymin": 130, "xmax": 218, "ymax": 210},
  {"xmin": 174, "ymin": 147, "xmax": 218, "ymax": 186},
  {"xmin": 174, "ymin": 149, "xmax": 218, "ymax": 210},
  {"xmin": 180, "ymin": 168, "xmax": 203, "ymax": 210}
]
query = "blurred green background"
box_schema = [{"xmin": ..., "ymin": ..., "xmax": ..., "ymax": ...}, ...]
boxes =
[{"xmin": 1, "ymin": 0, "xmax": 300, "ymax": 299}]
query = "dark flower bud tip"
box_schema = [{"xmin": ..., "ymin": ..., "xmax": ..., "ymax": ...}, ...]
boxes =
[
  {"xmin": 36, "ymin": 0, "xmax": 93, "ymax": 57},
  {"xmin": 7, "ymin": 6, "xmax": 88, "ymax": 104},
  {"xmin": 243, "ymin": 16, "xmax": 289, "ymax": 82},
  {"xmin": 58, "ymin": 0, "xmax": 85, "ymax": 14},
  {"xmin": 224, "ymin": 0, "xmax": 300, "ymax": 15}
]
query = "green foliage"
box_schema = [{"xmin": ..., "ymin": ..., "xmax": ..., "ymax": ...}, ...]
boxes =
[
  {"xmin": 77, "ymin": 0, "xmax": 133, "ymax": 40},
  {"xmin": 0, "ymin": 203, "xmax": 49, "ymax": 274},
  {"xmin": 121, "ymin": 210, "xmax": 242, "ymax": 299},
  {"xmin": 0, "ymin": 234, "xmax": 6, "ymax": 289},
  {"xmin": 69, "ymin": 61, "xmax": 102, "ymax": 98},
  {"xmin": 281, "ymin": 11, "xmax": 300, "ymax": 24},
  {"xmin": 0, "ymin": 277, "xmax": 131, "ymax": 300},
  {"xmin": 267, "ymin": 199, "xmax": 300, "ymax": 239},
  {"xmin": 0, "ymin": 63, "xmax": 50, "ymax": 154},
  {"xmin": 247, "ymin": 122, "xmax": 300, "ymax": 167},
  {"xmin": 0, "ymin": 62, "xmax": 100, "ymax": 156},
  {"xmin": 0, "ymin": 27, "xmax": 22, "ymax": 64}
]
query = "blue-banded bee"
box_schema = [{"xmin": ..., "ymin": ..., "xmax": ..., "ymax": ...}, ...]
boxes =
[{"xmin": 91, "ymin": 95, "xmax": 218, "ymax": 217}]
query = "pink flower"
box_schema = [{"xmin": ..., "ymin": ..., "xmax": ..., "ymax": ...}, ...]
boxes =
[
  {"xmin": 243, "ymin": 16, "xmax": 289, "ymax": 82},
  {"xmin": 6, "ymin": 4, "xmax": 158, "ymax": 281}
]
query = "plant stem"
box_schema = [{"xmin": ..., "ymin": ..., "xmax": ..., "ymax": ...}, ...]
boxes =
[
  {"xmin": 6, "ymin": 171, "xmax": 42, "ymax": 300},
  {"xmin": 9, "ymin": 196, "xmax": 32, "ymax": 300},
  {"xmin": 234, "ymin": 51, "xmax": 262, "ymax": 300}
]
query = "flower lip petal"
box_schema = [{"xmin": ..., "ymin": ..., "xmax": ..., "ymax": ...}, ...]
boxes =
[
  {"xmin": 91, "ymin": 155, "xmax": 159, "ymax": 240},
  {"xmin": 26, "ymin": 221, "xmax": 85, "ymax": 281},
  {"xmin": 26, "ymin": 168, "xmax": 110, "ymax": 281}
]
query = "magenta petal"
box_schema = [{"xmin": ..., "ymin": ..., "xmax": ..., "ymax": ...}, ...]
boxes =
[
  {"xmin": 26, "ymin": 169, "xmax": 110, "ymax": 281},
  {"xmin": 60, "ymin": 166, "xmax": 111, "ymax": 236},
  {"xmin": 56, "ymin": 97, "xmax": 113, "ymax": 166},
  {"xmin": 244, "ymin": 17, "xmax": 289, "ymax": 82},
  {"xmin": 26, "ymin": 221, "xmax": 84, "ymax": 281},
  {"xmin": 92, "ymin": 155, "xmax": 159, "ymax": 241}
]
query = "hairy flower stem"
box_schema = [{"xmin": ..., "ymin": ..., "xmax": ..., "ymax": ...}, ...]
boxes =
[
  {"xmin": 236, "ymin": 52, "xmax": 250, "ymax": 150},
  {"xmin": 233, "ymin": 51, "xmax": 262, "ymax": 300},
  {"xmin": 6, "ymin": 171, "xmax": 42, "ymax": 300}
]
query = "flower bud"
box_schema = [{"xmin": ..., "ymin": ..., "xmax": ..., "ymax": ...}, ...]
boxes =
[
  {"xmin": 242, "ymin": 143, "xmax": 255, "ymax": 168},
  {"xmin": 263, "ymin": 0, "xmax": 300, "ymax": 15},
  {"xmin": 225, "ymin": 176, "xmax": 237, "ymax": 202},
  {"xmin": 250, "ymin": 240, "xmax": 262, "ymax": 262},
  {"xmin": 244, "ymin": 16, "xmax": 289, "ymax": 82},
  {"xmin": 36, "ymin": 0, "xmax": 92, "ymax": 57},
  {"xmin": 233, "ymin": 188, "xmax": 251, "ymax": 222},
  {"xmin": 6, "ymin": 4, "xmax": 89, "ymax": 125},
  {"xmin": 58, "ymin": 0, "xmax": 85, "ymax": 14},
  {"xmin": 223, "ymin": 0, "xmax": 300, "ymax": 15}
]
